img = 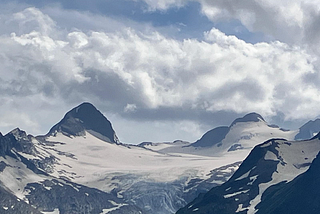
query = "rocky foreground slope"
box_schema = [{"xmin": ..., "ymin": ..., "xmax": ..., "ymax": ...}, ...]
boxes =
[{"xmin": 177, "ymin": 134, "xmax": 320, "ymax": 214}]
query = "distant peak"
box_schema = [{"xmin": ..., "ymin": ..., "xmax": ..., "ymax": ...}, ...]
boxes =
[
  {"xmin": 47, "ymin": 102, "xmax": 119, "ymax": 144},
  {"xmin": 231, "ymin": 112, "xmax": 265, "ymax": 127}
]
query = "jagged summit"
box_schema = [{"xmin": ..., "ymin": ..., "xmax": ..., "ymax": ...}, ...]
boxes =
[
  {"xmin": 8, "ymin": 128, "xmax": 28, "ymax": 140},
  {"xmin": 47, "ymin": 102, "xmax": 119, "ymax": 144},
  {"xmin": 230, "ymin": 112, "xmax": 265, "ymax": 127}
]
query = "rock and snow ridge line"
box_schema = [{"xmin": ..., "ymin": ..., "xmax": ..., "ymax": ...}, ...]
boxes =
[
  {"xmin": 1, "ymin": 102, "xmax": 320, "ymax": 214},
  {"xmin": 176, "ymin": 135, "xmax": 320, "ymax": 214}
]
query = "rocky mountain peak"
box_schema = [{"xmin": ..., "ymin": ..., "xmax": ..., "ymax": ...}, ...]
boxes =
[
  {"xmin": 47, "ymin": 102, "xmax": 119, "ymax": 144},
  {"xmin": 8, "ymin": 128, "xmax": 28, "ymax": 140},
  {"xmin": 230, "ymin": 112, "xmax": 265, "ymax": 127}
]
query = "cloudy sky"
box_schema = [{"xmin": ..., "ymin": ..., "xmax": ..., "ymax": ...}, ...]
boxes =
[{"xmin": 1, "ymin": 0, "xmax": 320, "ymax": 144}]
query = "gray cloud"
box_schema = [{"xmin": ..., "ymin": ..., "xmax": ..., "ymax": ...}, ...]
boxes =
[{"xmin": 1, "ymin": 5, "xmax": 320, "ymax": 144}]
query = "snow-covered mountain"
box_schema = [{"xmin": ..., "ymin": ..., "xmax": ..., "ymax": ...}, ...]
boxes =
[
  {"xmin": 176, "ymin": 134, "xmax": 320, "ymax": 214},
  {"xmin": 140, "ymin": 112, "xmax": 297, "ymax": 158},
  {"xmin": 0, "ymin": 103, "xmax": 315, "ymax": 214}
]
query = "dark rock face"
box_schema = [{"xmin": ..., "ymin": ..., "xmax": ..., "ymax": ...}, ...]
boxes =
[
  {"xmin": 295, "ymin": 119, "xmax": 320, "ymax": 140},
  {"xmin": 0, "ymin": 129, "xmax": 52, "ymax": 175},
  {"xmin": 0, "ymin": 133, "xmax": 11, "ymax": 157},
  {"xmin": 25, "ymin": 179, "xmax": 144, "ymax": 214},
  {"xmin": 256, "ymin": 152, "xmax": 320, "ymax": 214},
  {"xmin": 0, "ymin": 161, "xmax": 6, "ymax": 172},
  {"xmin": 0, "ymin": 128, "xmax": 40, "ymax": 160},
  {"xmin": 47, "ymin": 102, "xmax": 119, "ymax": 143},
  {"xmin": 0, "ymin": 185, "xmax": 42, "ymax": 214},
  {"xmin": 6, "ymin": 128, "xmax": 39, "ymax": 156},
  {"xmin": 176, "ymin": 139, "xmax": 285, "ymax": 214},
  {"xmin": 191, "ymin": 126, "xmax": 229, "ymax": 148}
]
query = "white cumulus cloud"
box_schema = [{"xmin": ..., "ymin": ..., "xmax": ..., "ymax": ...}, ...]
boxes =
[{"xmin": 0, "ymin": 5, "xmax": 320, "ymax": 143}]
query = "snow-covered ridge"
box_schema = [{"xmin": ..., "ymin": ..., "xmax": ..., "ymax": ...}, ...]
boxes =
[
  {"xmin": 141, "ymin": 117, "xmax": 297, "ymax": 158},
  {"xmin": 177, "ymin": 136, "xmax": 320, "ymax": 214},
  {"xmin": 0, "ymin": 103, "xmax": 319, "ymax": 214}
]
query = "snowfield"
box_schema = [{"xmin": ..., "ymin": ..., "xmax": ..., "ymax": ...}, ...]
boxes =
[
  {"xmin": 0, "ymin": 106, "xmax": 304, "ymax": 214},
  {"xmin": 44, "ymin": 132, "xmax": 240, "ymax": 187}
]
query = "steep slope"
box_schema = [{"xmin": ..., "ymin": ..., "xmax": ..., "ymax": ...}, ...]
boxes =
[
  {"xmin": 0, "ymin": 184, "xmax": 42, "ymax": 214},
  {"xmin": 256, "ymin": 151, "xmax": 320, "ymax": 214},
  {"xmin": 0, "ymin": 128, "xmax": 145, "ymax": 214},
  {"xmin": 191, "ymin": 126, "xmax": 229, "ymax": 148},
  {"xmin": 47, "ymin": 102, "xmax": 119, "ymax": 144},
  {"xmin": 295, "ymin": 118, "xmax": 320, "ymax": 140},
  {"xmin": 176, "ymin": 136, "xmax": 320, "ymax": 214}
]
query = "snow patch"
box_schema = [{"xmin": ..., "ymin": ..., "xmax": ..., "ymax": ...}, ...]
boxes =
[
  {"xmin": 236, "ymin": 204, "xmax": 247, "ymax": 213},
  {"xmin": 100, "ymin": 201, "xmax": 126, "ymax": 213},
  {"xmin": 42, "ymin": 208, "xmax": 60, "ymax": 214},
  {"xmin": 0, "ymin": 156, "xmax": 45, "ymax": 200},
  {"xmin": 264, "ymin": 151, "xmax": 278, "ymax": 161},
  {"xmin": 247, "ymin": 175, "xmax": 258, "ymax": 185},
  {"xmin": 224, "ymin": 189, "xmax": 250, "ymax": 198},
  {"xmin": 235, "ymin": 170, "xmax": 251, "ymax": 181}
]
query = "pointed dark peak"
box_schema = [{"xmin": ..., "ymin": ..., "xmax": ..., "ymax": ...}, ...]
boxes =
[
  {"xmin": 230, "ymin": 112, "xmax": 265, "ymax": 127},
  {"xmin": 47, "ymin": 102, "xmax": 119, "ymax": 144}
]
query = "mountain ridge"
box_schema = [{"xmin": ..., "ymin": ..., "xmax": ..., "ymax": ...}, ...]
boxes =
[
  {"xmin": 189, "ymin": 112, "xmax": 267, "ymax": 148},
  {"xmin": 176, "ymin": 136, "xmax": 320, "ymax": 214},
  {"xmin": 1, "ymin": 103, "xmax": 320, "ymax": 214}
]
